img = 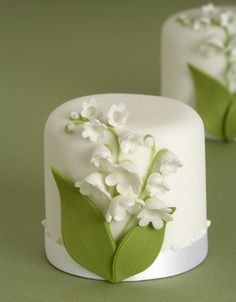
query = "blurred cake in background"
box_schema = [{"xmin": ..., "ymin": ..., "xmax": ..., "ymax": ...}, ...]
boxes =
[{"xmin": 161, "ymin": 4, "xmax": 236, "ymax": 141}]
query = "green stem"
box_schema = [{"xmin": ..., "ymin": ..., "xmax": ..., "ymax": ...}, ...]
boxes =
[{"xmin": 107, "ymin": 125, "xmax": 120, "ymax": 163}]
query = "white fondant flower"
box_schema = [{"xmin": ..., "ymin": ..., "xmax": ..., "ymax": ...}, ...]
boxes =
[
  {"xmin": 81, "ymin": 98, "xmax": 103, "ymax": 120},
  {"xmin": 82, "ymin": 119, "xmax": 107, "ymax": 142},
  {"xmin": 118, "ymin": 131, "xmax": 143, "ymax": 154},
  {"xmin": 144, "ymin": 135, "xmax": 155, "ymax": 147},
  {"xmin": 219, "ymin": 11, "xmax": 234, "ymax": 29},
  {"xmin": 200, "ymin": 36, "xmax": 225, "ymax": 57},
  {"xmin": 65, "ymin": 122, "xmax": 76, "ymax": 132},
  {"xmin": 159, "ymin": 151, "xmax": 183, "ymax": 176},
  {"xmin": 193, "ymin": 17, "xmax": 211, "ymax": 31},
  {"xmin": 105, "ymin": 195, "xmax": 144, "ymax": 223},
  {"xmin": 202, "ymin": 3, "xmax": 218, "ymax": 16},
  {"xmin": 70, "ymin": 111, "xmax": 79, "ymax": 120},
  {"xmin": 90, "ymin": 144, "xmax": 113, "ymax": 168},
  {"xmin": 145, "ymin": 172, "xmax": 169, "ymax": 197},
  {"xmin": 137, "ymin": 198, "xmax": 174, "ymax": 230},
  {"xmin": 177, "ymin": 14, "xmax": 190, "ymax": 26},
  {"xmin": 105, "ymin": 161, "xmax": 141, "ymax": 195},
  {"xmin": 75, "ymin": 172, "xmax": 111, "ymax": 200},
  {"xmin": 107, "ymin": 103, "xmax": 129, "ymax": 128}
]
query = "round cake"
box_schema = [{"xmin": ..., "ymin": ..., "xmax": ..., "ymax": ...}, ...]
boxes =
[
  {"xmin": 161, "ymin": 4, "xmax": 236, "ymax": 142},
  {"xmin": 43, "ymin": 93, "xmax": 209, "ymax": 282}
]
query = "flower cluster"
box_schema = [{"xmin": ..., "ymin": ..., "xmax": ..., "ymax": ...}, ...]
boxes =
[
  {"xmin": 177, "ymin": 3, "xmax": 236, "ymax": 94},
  {"xmin": 65, "ymin": 98, "xmax": 183, "ymax": 230}
]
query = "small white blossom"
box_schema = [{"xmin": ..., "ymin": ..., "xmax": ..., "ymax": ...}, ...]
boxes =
[
  {"xmin": 144, "ymin": 135, "xmax": 155, "ymax": 147},
  {"xmin": 75, "ymin": 172, "xmax": 111, "ymax": 200},
  {"xmin": 90, "ymin": 144, "xmax": 113, "ymax": 168},
  {"xmin": 107, "ymin": 103, "xmax": 129, "ymax": 128},
  {"xmin": 219, "ymin": 11, "xmax": 234, "ymax": 29},
  {"xmin": 118, "ymin": 131, "xmax": 143, "ymax": 154},
  {"xmin": 177, "ymin": 14, "xmax": 190, "ymax": 25},
  {"xmin": 145, "ymin": 172, "xmax": 169, "ymax": 197},
  {"xmin": 137, "ymin": 198, "xmax": 174, "ymax": 230},
  {"xmin": 159, "ymin": 151, "xmax": 183, "ymax": 176},
  {"xmin": 105, "ymin": 195, "xmax": 144, "ymax": 223},
  {"xmin": 70, "ymin": 111, "xmax": 79, "ymax": 120},
  {"xmin": 105, "ymin": 161, "xmax": 141, "ymax": 195},
  {"xmin": 81, "ymin": 98, "xmax": 103, "ymax": 120},
  {"xmin": 193, "ymin": 17, "xmax": 211, "ymax": 31},
  {"xmin": 82, "ymin": 119, "xmax": 107, "ymax": 142},
  {"xmin": 200, "ymin": 35, "xmax": 225, "ymax": 57},
  {"xmin": 66, "ymin": 122, "xmax": 76, "ymax": 132},
  {"xmin": 202, "ymin": 3, "xmax": 218, "ymax": 16}
]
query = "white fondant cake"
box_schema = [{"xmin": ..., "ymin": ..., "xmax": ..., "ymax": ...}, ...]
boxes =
[
  {"xmin": 161, "ymin": 4, "xmax": 236, "ymax": 141},
  {"xmin": 44, "ymin": 94, "xmax": 208, "ymax": 282}
]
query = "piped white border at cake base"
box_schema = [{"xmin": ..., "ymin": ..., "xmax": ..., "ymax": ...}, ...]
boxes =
[{"xmin": 45, "ymin": 232, "xmax": 208, "ymax": 281}]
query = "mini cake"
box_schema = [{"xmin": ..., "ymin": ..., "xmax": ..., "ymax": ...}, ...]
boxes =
[
  {"xmin": 161, "ymin": 4, "xmax": 236, "ymax": 141},
  {"xmin": 43, "ymin": 94, "xmax": 209, "ymax": 282}
]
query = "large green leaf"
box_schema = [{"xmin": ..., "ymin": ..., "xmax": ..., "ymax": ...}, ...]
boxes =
[
  {"xmin": 112, "ymin": 222, "xmax": 167, "ymax": 282},
  {"xmin": 224, "ymin": 96, "xmax": 236, "ymax": 141},
  {"xmin": 51, "ymin": 167, "xmax": 116, "ymax": 282},
  {"xmin": 188, "ymin": 64, "xmax": 233, "ymax": 139}
]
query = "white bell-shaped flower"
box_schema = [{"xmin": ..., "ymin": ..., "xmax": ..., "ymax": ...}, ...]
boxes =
[
  {"xmin": 118, "ymin": 131, "xmax": 143, "ymax": 154},
  {"xmin": 145, "ymin": 172, "xmax": 170, "ymax": 197},
  {"xmin": 107, "ymin": 103, "xmax": 129, "ymax": 128},
  {"xmin": 82, "ymin": 119, "xmax": 107, "ymax": 142},
  {"xmin": 75, "ymin": 172, "xmax": 111, "ymax": 200},
  {"xmin": 81, "ymin": 98, "xmax": 104, "ymax": 120},
  {"xmin": 159, "ymin": 151, "xmax": 183, "ymax": 176},
  {"xmin": 137, "ymin": 198, "xmax": 174, "ymax": 230},
  {"xmin": 105, "ymin": 161, "xmax": 141, "ymax": 195},
  {"xmin": 90, "ymin": 144, "xmax": 113, "ymax": 169},
  {"xmin": 106, "ymin": 195, "xmax": 144, "ymax": 223}
]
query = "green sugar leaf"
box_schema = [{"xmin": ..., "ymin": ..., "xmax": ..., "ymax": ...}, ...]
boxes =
[
  {"xmin": 112, "ymin": 223, "xmax": 166, "ymax": 282},
  {"xmin": 224, "ymin": 96, "xmax": 236, "ymax": 141},
  {"xmin": 51, "ymin": 167, "xmax": 116, "ymax": 282},
  {"xmin": 188, "ymin": 63, "xmax": 233, "ymax": 139}
]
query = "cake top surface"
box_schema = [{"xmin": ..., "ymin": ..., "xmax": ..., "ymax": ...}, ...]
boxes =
[{"xmin": 45, "ymin": 93, "xmax": 203, "ymax": 133}]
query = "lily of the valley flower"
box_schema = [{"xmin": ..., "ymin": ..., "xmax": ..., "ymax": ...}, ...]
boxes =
[
  {"xmin": 105, "ymin": 195, "xmax": 144, "ymax": 223},
  {"xmin": 65, "ymin": 122, "xmax": 76, "ymax": 133},
  {"xmin": 75, "ymin": 172, "xmax": 111, "ymax": 200},
  {"xmin": 107, "ymin": 103, "xmax": 129, "ymax": 128},
  {"xmin": 82, "ymin": 119, "xmax": 107, "ymax": 142},
  {"xmin": 69, "ymin": 111, "xmax": 79, "ymax": 120},
  {"xmin": 200, "ymin": 35, "xmax": 225, "ymax": 57},
  {"xmin": 202, "ymin": 3, "xmax": 218, "ymax": 16},
  {"xmin": 159, "ymin": 150, "xmax": 183, "ymax": 176},
  {"xmin": 81, "ymin": 98, "xmax": 104, "ymax": 120},
  {"xmin": 105, "ymin": 161, "xmax": 141, "ymax": 195},
  {"xmin": 118, "ymin": 131, "xmax": 143, "ymax": 154},
  {"xmin": 90, "ymin": 144, "xmax": 113, "ymax": 169},
  {"xmin": 137, "ymin": 198, "xmax": 174, "ymax": 230},
  {"xmin": 145, "ymin": 172, "xmax": 170, "ymax": 197},
  {"xmin": 219, "ymin": 11, "xmax": 234, "ymax": 29},
  {"xmin": 177, "ymin": 14, "xmax": 190, "ymax": 26}
]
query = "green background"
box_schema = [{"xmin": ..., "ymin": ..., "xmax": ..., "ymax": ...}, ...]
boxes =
[{"xmin": 0, "ymin": 0, "xmax": 236, "ymax": 301}]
